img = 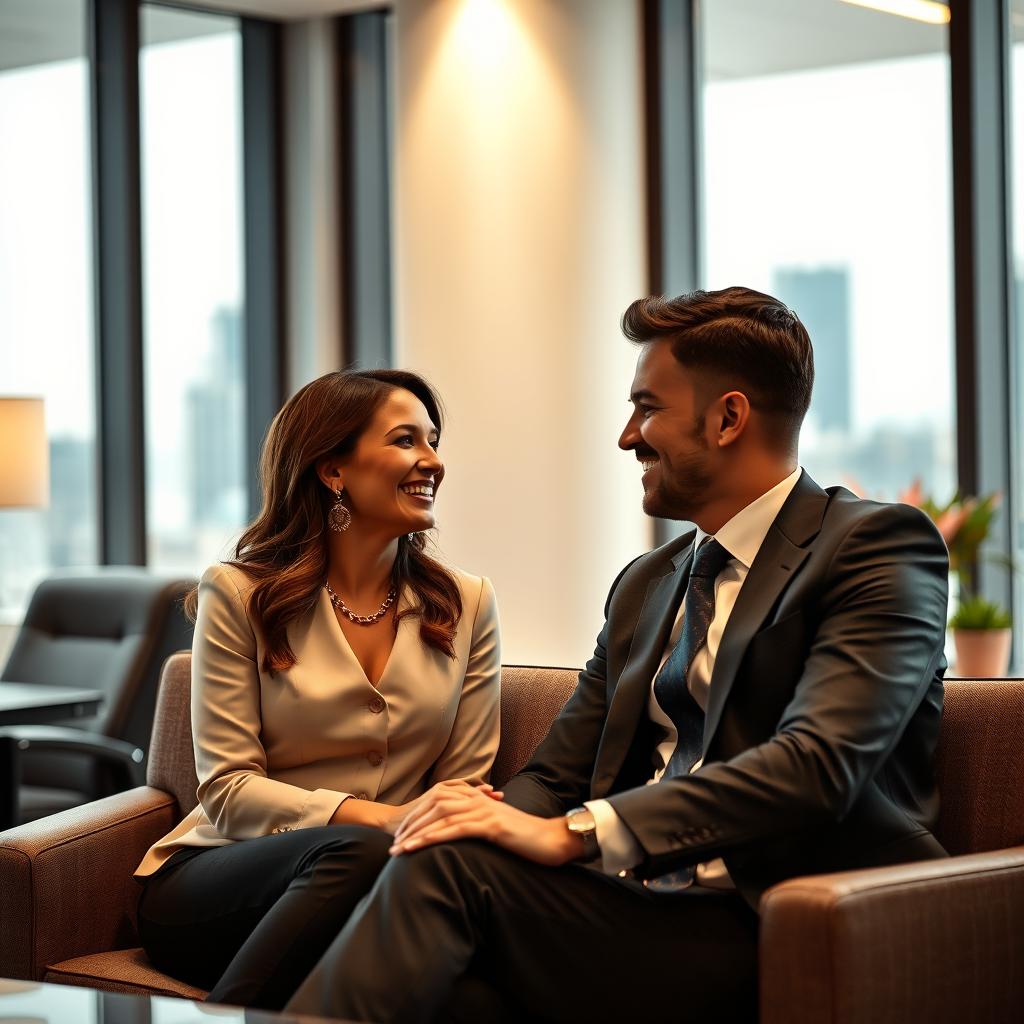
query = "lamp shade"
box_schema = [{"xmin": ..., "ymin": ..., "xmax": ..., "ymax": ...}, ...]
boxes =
[{"xmin": 0, "ymin": 397, "xmax": 49, "ymax": 507}]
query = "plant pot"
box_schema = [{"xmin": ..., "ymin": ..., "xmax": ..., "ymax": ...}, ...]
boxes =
[{"xmin": 952, "ymin": 628, "xmax": 1012, "ymax": 677}]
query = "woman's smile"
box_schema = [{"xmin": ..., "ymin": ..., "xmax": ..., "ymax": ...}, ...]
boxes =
[{"xmin": 400, "ymin": 480, "xmax": 435, "ymax": 504}]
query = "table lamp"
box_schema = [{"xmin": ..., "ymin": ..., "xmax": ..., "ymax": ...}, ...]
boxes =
[{"xmin": 0, "ymin": 397, "xmax": 49, "ymax": 508}]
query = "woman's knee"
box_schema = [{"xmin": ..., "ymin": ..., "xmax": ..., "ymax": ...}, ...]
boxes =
[
  {"xmin": 300, "ymin": 825, "xmax": 394, "ymax": 890},
  {"xmin": 335, "ymin": 823, "xmax": 394, "ymax": 866}
]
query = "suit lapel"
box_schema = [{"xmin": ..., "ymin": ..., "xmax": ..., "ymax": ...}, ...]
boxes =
[
  {"xmin": 702, "ymin": 474, "xmax": 828, "ymax": 754},
  {"xmin": 592, "ymin": 541, "xmax": 694, "ymax": 797}
]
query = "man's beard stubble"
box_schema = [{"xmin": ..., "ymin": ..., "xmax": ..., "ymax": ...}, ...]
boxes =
[{"xmin": 641, "ymin": 417, "xmax": 712, "ymax": 521}]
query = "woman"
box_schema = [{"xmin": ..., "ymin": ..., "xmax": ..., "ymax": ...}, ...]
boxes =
[{"xmin": 134, "ymin": 369, "xmax": 501, "ymax": 1010}]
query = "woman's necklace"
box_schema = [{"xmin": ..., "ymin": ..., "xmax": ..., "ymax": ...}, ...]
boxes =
[{"xmin": 325, "ymin": 581, "xmax": 397, "ymax": 626}]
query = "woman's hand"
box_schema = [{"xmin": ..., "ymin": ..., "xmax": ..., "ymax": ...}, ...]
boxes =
[
  {"xmin": 390, "ymin": 783, "xmax": 581, "ymax": 866},
  {"xmin": 330, "ymin": 779, "xmax": 503, "ymax": 835}
]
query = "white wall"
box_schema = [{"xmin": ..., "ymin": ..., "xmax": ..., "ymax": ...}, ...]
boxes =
[
  {"xmin": 284, "ymin": 18, "xmax": 344, "ymax": 392},
  {"xmin": 391, "ymin": 0, "xmax": 652, "ymax": 667}
]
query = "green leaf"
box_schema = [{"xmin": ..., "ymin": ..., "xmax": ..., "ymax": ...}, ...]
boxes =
[{"xmin": 948, "ymin": 594, "xmax": 1012, "ymax": 630}]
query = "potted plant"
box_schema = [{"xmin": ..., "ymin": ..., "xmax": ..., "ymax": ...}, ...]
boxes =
[
  {"xmin": 898, "ymin": 482, "xmax": 1013, "ymax": 677},
  {"xmin": 947, "ymin": 595, "xmax": 1013, "ymax": 677}
]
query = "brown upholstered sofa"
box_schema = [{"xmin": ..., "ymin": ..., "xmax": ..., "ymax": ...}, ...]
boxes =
[
  {"xmin": 1, "ymin": 653, "xmax": 1023, "ymax": 1021},
  {"xmin": 0, "ymin": 653, "xmax": 579, "ymax": 1000}
]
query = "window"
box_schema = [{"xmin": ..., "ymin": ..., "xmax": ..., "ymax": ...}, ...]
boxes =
[
  {"xmin": 140, "ymin": 5, "xmax": 247, "ymax": 573},
  {"xmin": 700, "ymin": 0, "xmax": 955, "ymax": 504},
  {"xmin": 0, "ymin": 0, "xmax": 98, "ymax": 616}
]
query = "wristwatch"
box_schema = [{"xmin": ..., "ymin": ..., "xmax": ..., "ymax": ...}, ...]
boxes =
[{"xmin": 565, "ymin": 806, "xmax": 601, "ymax": 863}]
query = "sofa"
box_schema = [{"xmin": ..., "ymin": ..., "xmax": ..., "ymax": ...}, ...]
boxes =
[{"xmin": 1, "ymin": 652, "xmax": 1022, "ymax": 1021}]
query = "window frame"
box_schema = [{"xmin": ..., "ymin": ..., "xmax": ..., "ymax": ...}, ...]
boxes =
[
  {"xmin": 87, "ymin": 0, "xmax": 287, "ymax": 551},
  {"xmin": 647, "ymin": 0, "xmax": 1018, "ymax": 665},
  {"xmin": 91, "ymin": 0, "xmax": 145, "ymax": 564}
]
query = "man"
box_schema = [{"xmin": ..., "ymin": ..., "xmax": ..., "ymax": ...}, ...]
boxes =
[{"xmin": 287, "ymin": 287, "xmax": 949, "ymax": 1022}]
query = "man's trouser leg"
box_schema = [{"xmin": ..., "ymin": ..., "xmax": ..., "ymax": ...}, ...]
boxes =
[{"xmin": 287, "ymin": 839, "xmax": 758, "ymax": 1024}]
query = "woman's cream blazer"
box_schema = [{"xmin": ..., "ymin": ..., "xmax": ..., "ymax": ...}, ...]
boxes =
[{"xmin": 135, "ymin": 561, "xmax": 500, "ymax": 877}]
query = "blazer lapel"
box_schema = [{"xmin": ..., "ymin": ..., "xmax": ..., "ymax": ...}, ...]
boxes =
[
  {"xmin": 592, "ymin": 541, "xmax": 693, "ymax": 796},
  {"xmin": 702, "ymin": 474, "xmax": 828, "ymax": 753}
]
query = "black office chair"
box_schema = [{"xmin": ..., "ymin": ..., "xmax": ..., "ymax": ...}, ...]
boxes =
[{"xmin": 0, "ymin": 569, "xmax": 195, "ymax": 824}]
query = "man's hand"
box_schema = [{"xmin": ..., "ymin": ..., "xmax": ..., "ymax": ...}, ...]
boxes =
[{"xmin": 389, "ymin": 783, "xmax": 583, "ymax": 866}]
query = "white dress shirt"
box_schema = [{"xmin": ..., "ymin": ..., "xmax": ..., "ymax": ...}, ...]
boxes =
[{"xmin": 585, "ymin": 467, "xmax": 803, "ymax": 886}]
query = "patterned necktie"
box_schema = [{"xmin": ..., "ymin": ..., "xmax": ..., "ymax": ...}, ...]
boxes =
[{"xmin": 647, "ymin": 537, "xmax": 731, "ymax": 892}]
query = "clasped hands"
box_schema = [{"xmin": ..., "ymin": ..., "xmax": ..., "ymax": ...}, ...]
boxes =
[{"xmin": 388, "ymin": 779, "xmax": 582, "ymax": 867}]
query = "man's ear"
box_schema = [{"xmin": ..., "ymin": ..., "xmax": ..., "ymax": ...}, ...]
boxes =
[
  {"xmin": 316, "ymin": 456, "xmax": 344, "ymax": 493},
  {"xmin": 717, "ymin": 391, "xmax": 751, "ymax": 448}
]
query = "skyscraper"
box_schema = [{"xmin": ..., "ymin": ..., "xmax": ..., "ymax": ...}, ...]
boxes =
[
  {"xmin": 774, "ymin": 267, "xmax": 852, "ymax": 434},
  {"xmin": 186, "ymin": 306, "xmax": 245, "ymax": 530}
]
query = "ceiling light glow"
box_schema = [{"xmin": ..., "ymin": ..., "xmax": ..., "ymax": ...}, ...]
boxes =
[{"xmin": 838, "ymin": 0, "xmax": 950, "ymax": 26}]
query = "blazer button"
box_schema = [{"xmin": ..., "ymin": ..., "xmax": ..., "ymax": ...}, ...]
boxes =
[
  {"xmin": 367, "ymin": 751, "xmax": 384, "ymax": 767},
  {"xmin": 368, "ymin": 696, "xmax": 385, "ymax": 714}
]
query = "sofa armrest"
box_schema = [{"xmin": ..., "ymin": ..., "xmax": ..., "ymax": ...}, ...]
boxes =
[
  {"xmin": 0, "ymin": 786, "xmax": 178, "ymax": 981},
  {"xmin": 759, "ymin": 847, "xmax": 1024, "ymax": 1024},
  {"xmin": 0, "ymin": 725, "xmax": 146, "ymax": 788}
]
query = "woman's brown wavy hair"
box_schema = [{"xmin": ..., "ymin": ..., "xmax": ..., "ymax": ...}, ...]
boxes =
[{"xmin": 188, "ymin": 369, "xmax": 463, "ymax": 672}]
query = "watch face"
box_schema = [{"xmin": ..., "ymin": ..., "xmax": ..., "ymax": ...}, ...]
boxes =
[
  {"xmin": 567, "ymin": 809, "xmax": 599, "ymax": 862},
  {"xmin": 568, "ymin": 809, "xmax": 595, "ymax": 834}
]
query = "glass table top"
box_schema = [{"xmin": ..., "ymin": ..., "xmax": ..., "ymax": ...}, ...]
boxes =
[{"xmin": 0, "ymin": 979, "xmax": 350, "ymax": 1024}]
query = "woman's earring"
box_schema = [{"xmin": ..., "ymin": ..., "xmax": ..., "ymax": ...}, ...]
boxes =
[{"xmin": 328, "ymin": 488, "xmax": 352, "ymax": 532}]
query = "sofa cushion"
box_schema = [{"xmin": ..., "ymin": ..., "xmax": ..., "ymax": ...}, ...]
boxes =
[
  {"xmin": 44, "ymin": 948, "xmax": 207, "ymax": 1000},
  {"xmin": 146, "ymin": 651, "xmax": 200, "ymax": 816},
  {"xmin": 935, "ymin": 678, "xmax": 1024, "ymax": 855},
  {"xmin": 491, "ymin": 665, "xmax": 578, "ymax": 788}
]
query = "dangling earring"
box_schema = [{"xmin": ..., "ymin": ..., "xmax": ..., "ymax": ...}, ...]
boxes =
[{"xmin": 328, "ymin": 488, "xmax": 352, "ymax": 532}]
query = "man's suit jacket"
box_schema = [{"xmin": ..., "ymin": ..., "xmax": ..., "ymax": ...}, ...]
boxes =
[
  {"xmin": 502, "ymin": 471, "xmax": 950, "ymax": 907},
  {"xmin": 136, "ymin": 562, "xmax": 501, "ymax": 877}
]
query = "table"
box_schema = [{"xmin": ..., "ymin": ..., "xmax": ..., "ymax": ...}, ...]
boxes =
[
  {"xmin": 0, "ymin": 682, "xmax": 104, "ymax": 830},
  {"xmin": 0, "ymin": 682, "xmax": 103, "ymax": 726},
  {"xmin": 0, "ymin": 978, "xmax": 350, "ymax": 1023}
]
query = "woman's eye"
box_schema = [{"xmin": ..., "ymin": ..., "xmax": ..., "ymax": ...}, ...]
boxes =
[{"xmin": 394, "ymin": 434, "xmax": 439, "ymax": 451}]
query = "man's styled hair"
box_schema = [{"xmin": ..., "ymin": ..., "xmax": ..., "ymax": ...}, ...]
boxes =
[{"xmin": 622, "ymin": 286, "xmax": 815, "ymax": 448}]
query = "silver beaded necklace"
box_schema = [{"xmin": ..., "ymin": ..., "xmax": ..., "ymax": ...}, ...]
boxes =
[{"xmin": 325, "ymin": 581, "xmax": 397, "ymax": 626}]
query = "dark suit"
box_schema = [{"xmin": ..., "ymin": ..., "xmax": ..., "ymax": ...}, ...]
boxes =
[
  {"xmin": 288, "ymin": 472, "xmax": 950, "ymax": 1023},
  {"xmin": 504, "ymin": 471, "xmax": 950, "ymax": 905}
]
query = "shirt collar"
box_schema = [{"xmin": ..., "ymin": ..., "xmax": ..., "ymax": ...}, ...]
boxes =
[{"xmin": 692, "ymin": 467, "xmax": 803, "ymax": 569}]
